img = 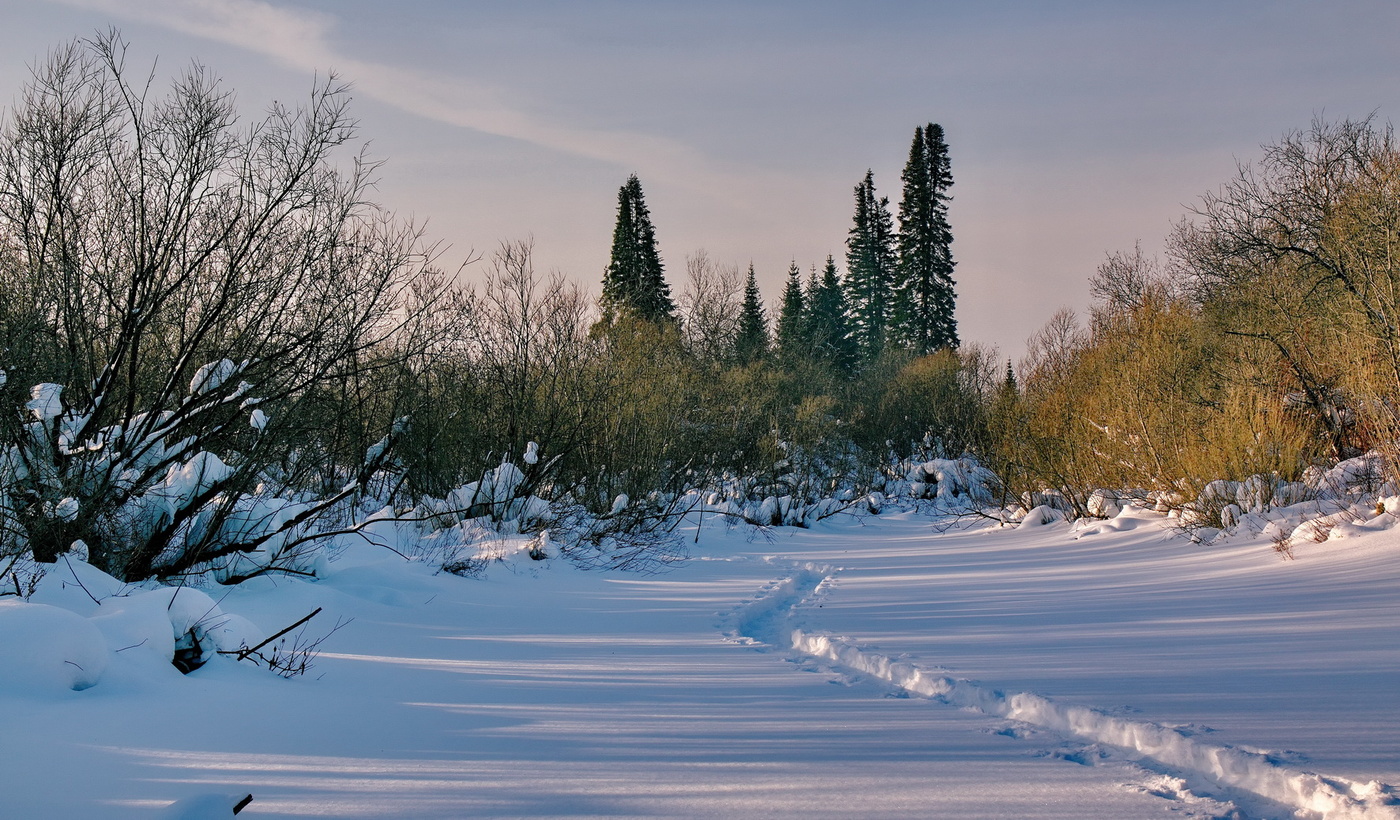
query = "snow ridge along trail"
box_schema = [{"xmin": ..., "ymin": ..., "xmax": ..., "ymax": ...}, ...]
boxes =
[{"xmin": 729, "ymin": 558, "xmax": 1400, "ymax": 820}]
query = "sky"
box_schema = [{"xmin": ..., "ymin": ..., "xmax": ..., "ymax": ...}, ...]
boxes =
[{"xmin": 3, "ymin": 1, "xmax": 1400, "ymax": 360}]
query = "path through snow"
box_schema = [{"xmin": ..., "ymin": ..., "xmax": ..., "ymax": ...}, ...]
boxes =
[{"xmin": 726, "ymin": 547, "xmax": 1399, "ymax": 819}]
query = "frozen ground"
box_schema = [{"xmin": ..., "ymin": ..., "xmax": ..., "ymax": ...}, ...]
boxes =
[{"xmin": 2, "ymin": 506, "xmax": 1397, "ymax": 818}]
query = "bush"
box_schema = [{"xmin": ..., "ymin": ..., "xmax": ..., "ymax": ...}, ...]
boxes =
[{"xmin": 0, "ymin": 34, "xmax": 448, "ymax": 580}]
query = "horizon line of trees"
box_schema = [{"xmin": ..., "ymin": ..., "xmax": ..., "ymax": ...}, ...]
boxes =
[
  {"xmin": 9, "ymin": 31, "xmax": 1396, "ymax": 589},
  {"xmin": 0, "ymin": 34, "xmax": 994, "ymax": 584}
]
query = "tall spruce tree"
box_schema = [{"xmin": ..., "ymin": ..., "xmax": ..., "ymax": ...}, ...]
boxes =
[
  {"xmin": 601, "ymin": 174, "xmax": 674, "ymax": 324},
  {"xmin": 734, "ymin": 263, "xmax": 769, "ymax": 363},
  {"xmin": 804, "ymin": 264, "xmax": 822, "ymax": 353},
  {"xmin": 808, "ymin": 255, "xmax": 856, "ymax": 373},
  {"xmin": 775, "ymin": 261, "xmax": 806, "ymax": 360},
  {"xmin": 893, "ymin": 123, "xmax": 957, "ymax": 352},
  {"xmin": 845, "ymin": 170, "xmax": 897, "ymax": 362}
]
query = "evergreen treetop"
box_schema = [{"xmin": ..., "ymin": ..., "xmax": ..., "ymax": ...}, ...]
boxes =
[
  {"xmin": 734, "ymin": 263, "xmax": 769, "ymax": 364},
  {"xmin": 892, "ymin": 123, "xmax": 957, "ymax": 352},
  {"xmin": 845, "ymin": 170, "xmax": 897, "ymax": 363},
  {"xmin": 601, "ymin": 174, "xmax": 674, "ymax": 324},
  {"xmin": 808, "ymin": 255, "xmax": 856, "ymax": 373},
  {"xmin": 775, "ymin": 260, "xmax": 806, "ymax": 361}
]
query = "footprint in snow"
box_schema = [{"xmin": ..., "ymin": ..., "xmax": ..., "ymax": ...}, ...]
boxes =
[
  {"xmin": 1037, "ymin": 745, "xmax": 1110, "ymax": 767},
  {"xmin": 989, "ymin": 725, "xmax": 1038, "ymax": 740}
]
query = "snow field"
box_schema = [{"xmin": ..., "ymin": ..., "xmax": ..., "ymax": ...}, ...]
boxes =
[{"xmin": 1, "ymin": 500, "xmax": 1396, "ymax": 817}]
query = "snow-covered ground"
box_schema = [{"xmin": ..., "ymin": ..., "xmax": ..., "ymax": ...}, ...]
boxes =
[{"xmin": 2, "ymin": 505, "xmax": 1397, "ymax": 818}]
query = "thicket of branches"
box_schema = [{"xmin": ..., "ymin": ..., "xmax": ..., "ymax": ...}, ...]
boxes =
[
  {"xmin": 0, "ymin": 33, "xmax": 451, "ymax": 581},
  {"xmin": 403, "ymin": 240, "xmax": 1002, "ymax": 527},
  {"xmin": 995, "ymin": 117, "xmax": 1400, "ymax": 522}
]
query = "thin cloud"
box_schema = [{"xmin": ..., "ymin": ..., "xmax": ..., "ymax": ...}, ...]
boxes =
[{"xmin": 44, "ymin": 0, "xmax": 718, "ymax": 189}]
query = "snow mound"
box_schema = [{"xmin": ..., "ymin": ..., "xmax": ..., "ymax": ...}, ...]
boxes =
[
  {"xmin": 1017, "ymin": 504, "xmax": 1064, "ymax": 528},
  {"xmin": 0, "ymin": 600, "xmax": 108, "ymax": 692},
  {"xmin": 89, "ymin": 587, "xmax": 263, "ymax": 673},
  {"xmin": 189, "ymin": 359, "xmax": 240, "ymax": 395},
  {"xmin": 26, "ymin": 382, "xmax": 63, "ymax": 420}
]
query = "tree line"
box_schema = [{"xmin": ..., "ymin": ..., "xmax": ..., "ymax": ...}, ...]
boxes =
[
  {"xmin": 0, "ymin": 35, "xmax": 994, "ymax": 584},
  {"xmin": 9, "ymin": 33, "xmax": 1380, "ymax": 586}
]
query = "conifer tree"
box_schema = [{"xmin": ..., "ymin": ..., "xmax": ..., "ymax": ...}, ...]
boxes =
[
  {"xmin": 808, "ymin": 255, "xmax": 856, "ymax": 372},
  {"xmin": 805, "ymin": 265, "xmax": 820, "ymax": 311},
  {"xmin": 987, "ymin": 359, "xmax": 1021, "ymax": 446},
  {"xmin": 845, "ymin": 170, "xmax": 897, "ymax": 362},
  {"xmin": 601, "ymin": 174, "xmax": 674, "ymax": 324},
  {"xmin": 893, "ymin": 123, "xmax": 957, "ymax": 352},
  {"xmin": 734, "ymin": 263, "xmax": 769, "ymax": 363},
  {"xmin": 775, "ymin": 261, "xmax": 806, "ymax": 360},
  {"xmin": 803, "ymin": 264, "xmax": 824, "ymax": 353}
]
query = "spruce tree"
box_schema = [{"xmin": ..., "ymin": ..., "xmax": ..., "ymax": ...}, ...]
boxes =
[
  {"xmin": 844, "ymin": 170, "xmax": 897, "ymax": 363},
  {"xmin": 775, "ymin": 261, "xmax": 806, "ymax": 360},
  {"xmin": 601, "ymin": 174, "xmax": 674, "ymax": 324},
  {"xmin": 803, "ymin": 264, "xmax": 823, "ymax": 354},
  {"xmin": 805, "ymin": 265, "xmax": 820, "ymax": 312},
  {"xmin": 988, "ymin": 359, "xmax": 1020, "ymax": 445},
  {"xmin": 734, "ymin": 263, "xmax": 769, "ymax": 363},
  {"xmin": 808, "ymin": 255, "xmax": 856, "ymax": 373},
  {"xmin": 893, "ymin": 123, "xmax": 957, "ymax": 352}
]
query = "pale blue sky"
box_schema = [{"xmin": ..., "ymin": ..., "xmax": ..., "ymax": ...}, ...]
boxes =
[{"xmin": 4, "ymin": 1, "xmax": 1400, "ymax": 358}]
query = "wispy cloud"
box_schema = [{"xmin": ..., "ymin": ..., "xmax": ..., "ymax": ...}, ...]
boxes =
[{"xmin": 45, "ymin": 0, "xmax": 715, "ymax": 187}]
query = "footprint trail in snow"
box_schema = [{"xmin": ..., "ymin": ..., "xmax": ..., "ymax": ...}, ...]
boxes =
[{"xmin": 725, "ymin": 557, "xmax": 1400, "ymax": 820}]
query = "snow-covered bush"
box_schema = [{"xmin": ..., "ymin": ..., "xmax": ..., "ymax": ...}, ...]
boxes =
[
  {"xmin": 0, "ymin": 35, "xmax": 450, "ymax": 581},
  {"xmin": 1173, "ymin": 453, "xmax": 1389, "ymax": 537},
  {"xmin": 739, "ymin": 428, "xmax": 874, "ymax": 527},
  {"xmin": 0, "ymin": 373, "xmax": 410, "ymax": 582},
  {"xmin": 902, "ymin": 457, "xmax": 1001, "ymax": 507},
  {"xmin": 1085, "ymin": 488, "xmax": 1123, "ymax": 518},
  {"xmin": 1020, "ymin": 489, "xmax": 1075, "ymax": 514},
  {"xmin": 1306, "ymin": 453, "xmax": 1387, "ymax": 500},
  {"xmin": 444, "ymin": 461, "xmax": 552, "ymax": 529}
]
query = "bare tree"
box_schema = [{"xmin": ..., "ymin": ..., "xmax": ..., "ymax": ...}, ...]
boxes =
[
  {"xmin": 677, "ymin": 249, "xmax": 744, "ymax": 362},
  {"xmin": 1088, "ymin": 241, "xmax": 1182, "ymax": 327},
  {"xmin": 452, "ymin": 239, "xmax": 599, "ymax": 500},
  {"xmin": 0, "ymin": 32, "xmax": 451, "ymax": 580},
  {"xmin": 1170, "ymin": 116, "xmax": 1400, "ymax": 459}
]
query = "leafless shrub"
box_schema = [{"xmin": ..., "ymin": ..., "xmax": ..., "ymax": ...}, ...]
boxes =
[
  {"xmin": 0, "ymin": 552, "xmax": 42, "ymax": 598},
  {"xmin": 562, "ymin": 529, "xmax": 688, "ymax": 574},
  {"xmin": 218, "ymin": 607, "xmax": 350, "ymax": 678},
  {"xmin": 678, "ymin": 249, "xmax": 745, "ymax": 362},
  {"xmin": 441, "ymin": 555, "xmax": 490, "ymax": 578},
  {"xmin": 0, "ymin": 32, "xmax": 453, "ymax": 581}
]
